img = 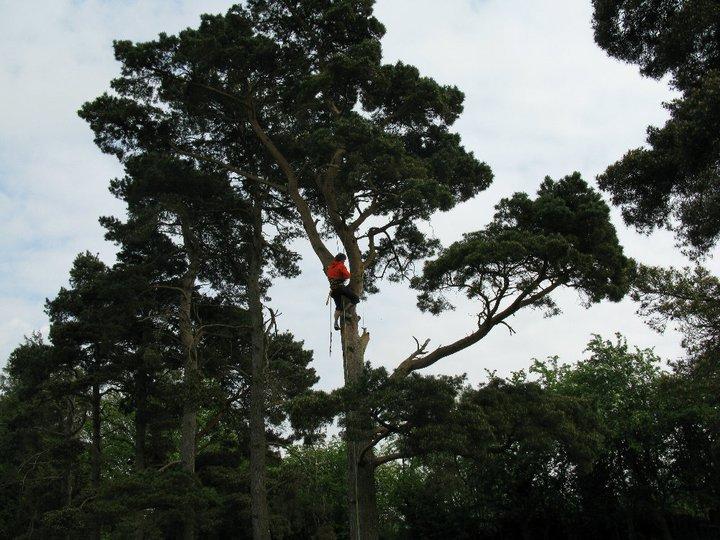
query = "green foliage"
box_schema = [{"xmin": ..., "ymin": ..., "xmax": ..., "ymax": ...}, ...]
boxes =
[
  {"xmin": 414, "ymin": 173, "xmax": 632, "ymax": 316},
  {"xmin": 593, "ymin": 0, "xmax": 720, "ymax": 252},
  {"xmin": 592, "ymin": 0, "xmax": 720, "ymax": 91},
  {"xmin": 78, "ymin": 0, "xmax": 493, "ymax": 284},
  {"xmin": 534, "ymin": 335, "xmax": 663, "ymax": 443},
  {"xmin": 273, "ymin": 441, "xmax": 348, "ymax": 539},
  {"xmin": 598, "ymin": 72, "xmax": 720, "ymax": 252},
  {"xmin": 372, "ymin": 335, "xmax": 719, "ymax": 539},
  {"xmin": 5, "ymin": 2, "xmax": 719, "ymax": 538},
  {"xmin": 0, "ymin": 336, "xmax": 89, "ymax": 538},
  {"xmin": 632, "ymin": 264, "xmax": 720, "ymax": 358},
  {"xmin": 4, "ymin": 328, "xmax": 719, "ymax": 538}
]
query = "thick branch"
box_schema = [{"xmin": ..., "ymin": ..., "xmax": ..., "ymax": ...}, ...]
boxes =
[
  {"xmin": 364, "ymin": 234, "xmax": 378, "ymax": 268},
  {"xmin": 373, "ymin": 452, "xmax": 408, "ymax": 467},
  {"xmin": 393, "ymin": 324, "xmax": 493, "ymax": 378},
  {"xmin": 246, "ymin": 105, "xmax": 333, "ymax": 267},
  {"xmin": 392, "ymin": 278, "xmax": 564, "ymax": 378},
  {"xmin": 358, "ymin": 427, "xmax": 391, "ymax": 464},
  {"xmin": 317, "ymin": 148, "xmax": 349, "ymax": 238},
  {"xmin": 350, "ymin": 200, "xmax": 380, "ymax": 232},
  {"xmin": 158, "ymin": 460, "xmax": 182, "ymax": 473},
  {"xmin": 399, "ymin": 337, "xmax": 431, "ymax": 368}
]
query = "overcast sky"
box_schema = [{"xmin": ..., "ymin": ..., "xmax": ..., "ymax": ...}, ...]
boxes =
[{"xmin": 1, "ymin": 0, "xmax": 716, "ymax": 389}]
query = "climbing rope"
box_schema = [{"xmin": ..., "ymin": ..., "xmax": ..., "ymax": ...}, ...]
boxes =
[
  {"xmin": 328, "ymin": 298, "xmax": 333, "ymax": 360},
  {"xmin": 341, "ymin": 299, "xmax": 349, "ymax": 380}
]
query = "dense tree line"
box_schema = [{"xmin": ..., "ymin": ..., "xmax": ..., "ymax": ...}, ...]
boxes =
[
  {"xmin": 3, "ymin": 329, "xmax": 718, "ymax": 538},
  {"xmin": 0, "ymin": 1, "xmax": 718, "ymax": 538}
]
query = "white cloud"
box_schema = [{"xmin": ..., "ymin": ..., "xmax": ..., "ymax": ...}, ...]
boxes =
[
  {"xmin": 1, "ymin": 0, "xmax": 714, "ymax": 387},
  {"xmin": 0, "ymin": 0, "xmax": 230, "ymax": 361}
]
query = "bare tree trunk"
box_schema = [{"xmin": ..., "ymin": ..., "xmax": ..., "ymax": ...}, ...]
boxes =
[
  {"xmin": 176, "ymin": 214, "xmax": 202, "ymax": 540},
  {"xmin": 134, "ymin": 369, "xmax": 148, "ymax": 540},
  {"xmin": 63, "ymin": 400, "xmax": 75, "ymax": 540},
  {"xmin": 91, "ymin": 381, "xmax": 102, "ymax": 540},
  {"xmin": 340, "ymin": 294, "xmax": 377, "ymax": 540},
  {"xmin": 179, "ymin": 278, "xmax": 199, "ymax": 475},
  {"xmin": 179, "ymin": 275, "xmax": 199, "ymax": 540},
  {"xmin": 134, "ymin": 370, "xmax": 148, "ymax": 471},
  {"xmin": 247, "ymin": 106, "xmax": 380, "ymax": 537},
  {"xmin": 248, "ymin": 196, "xmax": 272, "ymax": 540}
]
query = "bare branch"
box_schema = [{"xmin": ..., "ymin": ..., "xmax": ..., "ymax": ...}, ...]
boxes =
[
  {"xmin": 158, "ymin": 460, "xmax": 182, "ymax": 473},
  {"xmin": 358, "ymin": 427, "xmax": 391, "ymax": 463},
  {"xmin": 498, "ymin": 320, "xmax": 516, "ymax": 335},
  {"xmin": 364, "ymin": 233, "xmax": 378, "ymax": 268},
  {"xmin": 264, "ymin": 306, "xmax": 280, "ymax": 335},
  {"xmin": 350, "ymin": 200, "xmax": 380, "ymax": 232},
  {"xmin": 392, "ymin": 276, "xmax": 564, "ymax": 378},
  {"xmin": 373, "ymin": 452, "xmax": 408, "ymax": 467},
  {"xmin": 196, "ymin": 391, "xmax": 243, "ymax": 441}
]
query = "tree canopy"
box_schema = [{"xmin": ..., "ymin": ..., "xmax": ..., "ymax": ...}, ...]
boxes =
[
  {"xmin": 4, "ymin": 1, "xmax": 717, "ymax": 539},
  {"xmin": 592, "ymin": 0, "xmax": 720, "ymax": 253}
]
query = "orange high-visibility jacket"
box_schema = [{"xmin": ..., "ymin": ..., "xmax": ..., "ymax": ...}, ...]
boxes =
[{"xmin": 327, "ymin": 260, "xmax": 350, "ymax": 288}]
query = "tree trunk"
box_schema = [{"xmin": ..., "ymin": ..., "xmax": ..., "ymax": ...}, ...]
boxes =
[
  {"xmin": 175, "ymin": 213, "xmax": 202, "ymax": 540},
  {"xmin": 91, "ymin": 381, "xmax": 102, "ymax": 540},
  {"xmin": 134, "ymin": 369, "xmax": 148, "ymax": 471},
  {"xmin": 91, "ymin": 381, "xmax": 101, "ymax": 486},
  {"xmin": 134, "ymin": 369, "xmax": 148, "ymax": 540},
  {"xmin": 179, "ymin": 273, "xmax": 199, "ymax": 540},
  {"xmin": 340, "ymin": 298, "xmax": 377, "ymax": 540},
  {"xmin": 251, "ymin": 109, "xmax": 379, "ymax": 535},
  {"xmin": 179, "ymin": 279, "xmax": 199, "ymax": 474},
  {"xmin": 63, "ymin": 401, "xmax": 75, "ymax": 540},
  {"xmin": 248, "ymin": 196, "xmax": 272, "ymax": 540},
  {"xmin": 64, "ymin": 410, "xmax": 74, "ymax": 508}
]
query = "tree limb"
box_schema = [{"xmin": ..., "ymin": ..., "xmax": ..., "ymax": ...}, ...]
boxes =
[
  {"xmin": 392, "ymin": 278, "xmax": 564, "ymax": 378},
  {"xmin": 245, "ymin": 102, "xmax": 334, "ymax": 266},
  {"xmin": 373, "ymin": 452, "xmax": 408, "ymax": 467}
]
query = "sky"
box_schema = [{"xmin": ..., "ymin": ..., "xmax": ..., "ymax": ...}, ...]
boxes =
[{"xmin": 1, "ymin": 0, "xmax": 716, "ymax": 390}]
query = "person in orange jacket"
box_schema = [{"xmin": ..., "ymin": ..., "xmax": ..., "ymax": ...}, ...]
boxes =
[{"xmin": 327, "ymin": 253, "xmax": 360, "ymax": 330}]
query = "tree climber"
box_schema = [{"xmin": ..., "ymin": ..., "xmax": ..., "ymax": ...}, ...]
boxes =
[{"xmin": 327, "ymin": 253, "xmax": 360, "ymax": 330}]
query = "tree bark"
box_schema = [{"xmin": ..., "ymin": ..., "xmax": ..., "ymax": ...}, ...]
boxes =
[
  {"xmin": 179, "ymin": 275, "xmax": 199, "ymax": 540},
  {"xmin": 134, "ymin": 369, "xmax": 148, "ymax": 471},
  {"xmin": 248, "ymin": 193, "xmax": 272, "ymax": 540},
  {"xmin": 91, "ymin": 381, "xmax": 101, "ymax": 486},
  {"xmin": 178, "ymin": 216, "xmax": 201, "ymax": 540},
  {"xmin": 340, "ymin": 265, "xmax": 377, "ymax": 540},
  {"xmin": 63, "ymin": 399, "xmax": 75, "ymax": 540},
  {"xmin": 91, "ymin": 380, "xmax": 102, "ymax": 540},
  {"xmin": 134, "ymin": 368, "xmax": 148, "ymax": 540},
  {"xmin": 246, "ymin": 111, "xmax": 375, "ymax": 536},
  {"xmin": 179, "ymin": 278, "xmax": 199, "ymax": 475}
]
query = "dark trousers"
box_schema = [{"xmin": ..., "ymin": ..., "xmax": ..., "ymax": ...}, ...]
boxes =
[{"xmin": 331, "ymin": 285, "xmax": 360, "ymax": 311}]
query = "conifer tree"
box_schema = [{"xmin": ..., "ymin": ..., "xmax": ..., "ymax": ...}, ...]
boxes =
[
  {"xmin": 46, "ymin": 252, "xmax": 121, "ymax": 539},
  {"xmin": 80, "ymin": 3, "xmax": 632, "ymax": 535},
  {"xmin": 592, "ymin": 0, "xmax": 720, "ymax": 254},
  {"xmin": 101, "ymin": 151, "xmax": 307, "ymax": 537}
]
